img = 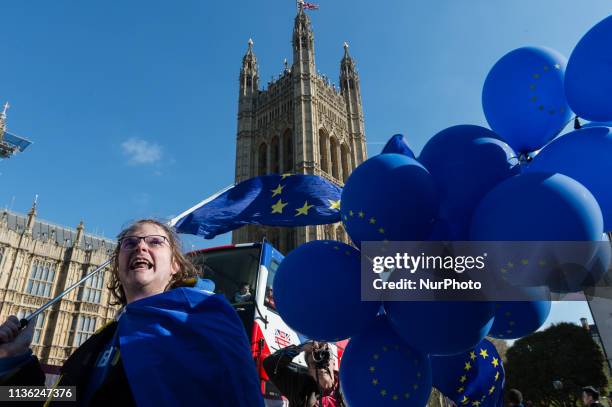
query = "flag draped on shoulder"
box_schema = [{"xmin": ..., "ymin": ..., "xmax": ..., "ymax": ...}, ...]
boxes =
[
  {"xmin": 118, "ymin": 287, "xmax": 264, "ymax": 407},
  {"xmin": 172, "ymin": 174, "xmax": 342, "ymax": 239}
]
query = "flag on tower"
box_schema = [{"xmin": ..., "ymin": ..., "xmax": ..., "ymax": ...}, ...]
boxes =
[{"xmin": 303, "ymin": 2, "xmax": 320, "ymax": 10}]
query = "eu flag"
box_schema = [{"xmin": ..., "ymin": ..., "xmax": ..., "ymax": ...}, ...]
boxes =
[
  {"xmin": 118, "ymin": 287, "xmax": 264, "ymax": 406},
  {"xmin": 172, "ymin": 174, "xmax": 342, "ymax": 238}
]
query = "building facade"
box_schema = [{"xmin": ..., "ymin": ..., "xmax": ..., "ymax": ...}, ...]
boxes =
[
  {"xmin": 232, "ymin": 6, "xmax": 368, "ymax": 253},
  {"xmin": 0, "ymin": 203, "xmax": 117, "ymax": 366}
]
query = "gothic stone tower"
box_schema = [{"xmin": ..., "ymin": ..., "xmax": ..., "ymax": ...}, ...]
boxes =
[{"xmin": 232, "ymin": 6, "xmax": 367, "ymax": 253}]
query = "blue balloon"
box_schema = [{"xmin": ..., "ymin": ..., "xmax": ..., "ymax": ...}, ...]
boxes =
[
  {"xmin": 341, "ymin": 154, "xmax": 438, "ymax": 246},
  {"xmin": 431, "ymin": 338, "xmax": 505, "ymax": 407},
  {"xmin": 488, "ymin": 301, "xmax": 551, "ymax": 339},
  {"xmin": 381, "ymin": 134, "xmax": 416, "ymax": 159},
  {"xmin": 340, "ymin": 316, "xmax": 432, "ymax": 407},
  {"xmin": 419, "ymin": 125, "xmax": 520, "ymax": 240},
  {"xmin": 273, "ymin": 240, "xmax": 379, "ymax": 341},
  {"xmin": 526, "ymin": 127, "xmax": 612, "ymax": 231},
  {"xmin": 470, "ymin": 173, "xmax": 603, "ymax": 241},
  {"xmin": 482, "ymin": 47, "xmax": 572, "ymax": 153},
  {"xmin": 565, "ymin": 15, "xmax": 612, "ymax": 121},
  {"xmin": 386, "ymin": 301, "xmax": 495, "ymax": 356}
]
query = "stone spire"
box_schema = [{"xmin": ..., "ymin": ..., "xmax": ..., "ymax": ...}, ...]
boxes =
[
  {"xmin": 292, "ymin": 5, "xmax": 316, "ymax": 73},
  {"xmin": 240, "ymin": 38, "xmax": 259, "ymax": 96},
  {"xmin": 26, "ymin": 195, "xmax": 38, "ymax": 234}
]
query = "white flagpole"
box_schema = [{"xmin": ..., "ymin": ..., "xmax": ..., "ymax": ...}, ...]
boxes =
[{"xmin": 168, "ymin": 183, "xmax": 235, "ymax": 227}]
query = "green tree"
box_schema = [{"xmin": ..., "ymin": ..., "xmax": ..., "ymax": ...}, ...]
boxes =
[{"xmin": 505, "ymin": 323, "xmax": 608, "ymax": 406}]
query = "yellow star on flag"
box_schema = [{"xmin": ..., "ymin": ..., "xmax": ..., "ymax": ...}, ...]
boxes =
[
  {"xmin": 392, "ymin": 395, "xmax": 398, "ymax": 401},
  {"xmin": 489, "ymin": 385, "xmax": 495, "ymax": 395},
  {"xmin": 457, "ymin": 387, "xmax": 465, "ymax": 393},
  {"xmin": 470, "ymin": 351, "xmax": 476, "ymax": 360},
  {"xmin": 271, "ymin": 199, "xmax": 288, "ymax": 214},
  {"xmin": 472, "ymin": 401, "xmax": 481, "ymax": 406},
  {"xmin": 491, "ymin": 357, "xmax": 499, "ymax": 368},
  {"xmin": 479, "ymin": 349, "xmax": 489, "ymax": 359},
  {"xmin": 380, "ymin": 389, "xmax": 387, "ymax": 396},
  {"xmin": 328, "ymin": 199, "xmax": 341, "ymax": 210},
  {"xmin": 460, "ymin": 375, "xmax": 467, "ymax": 383},
  {"xmin": 358, "ymin": 211, "xmax": 365, "ymax": 218},
  {"xmin": 461, "ymin": 396, "xmax": 469, "ymax": 404},
  {"xmin": 281, "ymin": 173, "xmax": 291, "ymax": 179},
  {"xmin": 369, "ymin": 366, "xmax": 375, "ymax": 372},
  {"xmin": 378, "ymin": 227, "xmax": 385, "ymax": 234},
  {"xmin": 495, "ymin": 371, "xmax": 500, "ymax": 381},
  {"xmin": 554, "ymin": 63, "xmax": 561, "ymax": 69},
  {"xmin": 369, "ymin": 217, "xmax": 376, "ymax": 224},
  {"xmin": 372, "ymin": 379, "xmax": 378, "ymax": 385},
  {"xmin": 295, "ymin": 201, "xmax": 314, "ymax": 216},
  {"xmin": 271, "ymin": 184, "xmax": 284, "ymax": 197},
  {"xmin": 464, "ymin": 362, "xmax": 472, "ymax": 371}
]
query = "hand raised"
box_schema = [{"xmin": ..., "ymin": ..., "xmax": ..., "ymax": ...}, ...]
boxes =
[{"xmin": 0, "ymin": 316, "xmax": 35, "ymax": 358}]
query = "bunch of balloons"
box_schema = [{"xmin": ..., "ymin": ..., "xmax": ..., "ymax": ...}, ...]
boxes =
[{"xmin": 272, "ymin": 14, "xmax": 611, "ymax": 406}]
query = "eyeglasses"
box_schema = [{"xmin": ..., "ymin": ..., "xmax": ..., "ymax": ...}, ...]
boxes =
[{"xmin": 120, "ymin": 235, "xmax": 169, "ymax": 251}]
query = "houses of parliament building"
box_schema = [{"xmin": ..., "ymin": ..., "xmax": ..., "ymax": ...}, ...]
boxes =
[
  {"xmin": 231, "ymin": 6, "xmax": 368, "ymax": 253},
  {"xmin": 0, "ymin": 203, "xmax": 117, "ymax": 367}
]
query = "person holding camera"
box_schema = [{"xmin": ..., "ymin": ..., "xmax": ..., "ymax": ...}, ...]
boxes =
[{"xmin": 263, "ymin": 341, "xmax": 344, "ymax": 407}]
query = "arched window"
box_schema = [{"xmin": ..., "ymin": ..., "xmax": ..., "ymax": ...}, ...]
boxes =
[
  {"xmin": 81, "ymin": 268, "xmax": 105, "ymax": 304},
  {"xmin": 271, "ymin": 136, "xmax": 280, "ymax": 174},
  {"xmin": 335, "ymin": 224, "xmax": 347, "ymax": 244},
  {"xmin": 319, "ymin": 129, "xmax": 329, "ymax": 173},
  {"xmin": 26, "ymin": 260, "xmax": 55, "ymax": 298},
  {"xmin": 329, "ymin": 137, "xmax": 339, "ymax": 180},
  {"xmin": 74, "ymin": 316, "xmax": 97, "ymax": 347},
  {"xmin": 341, "ymin": 143, "xmax": 351, "ymax": 183},
  {"xmin": 283, "ymin": 130, "xmax": 293, "ymax": 173},
  {"xmin": 258, "ymin": 143, "xmax": 268, "ymax": 175}
]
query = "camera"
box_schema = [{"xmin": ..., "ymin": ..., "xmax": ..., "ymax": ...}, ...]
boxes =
[{"xmin": 311, "ymin": 348, "xmax": 331, "ymax": 369}]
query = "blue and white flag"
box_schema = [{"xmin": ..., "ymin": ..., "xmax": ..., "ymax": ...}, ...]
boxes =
[{"xmin": 171, "ymin": 174, "xmax": 342, "ymax": 239}]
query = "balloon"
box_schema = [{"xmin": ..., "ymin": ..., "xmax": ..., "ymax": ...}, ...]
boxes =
[
  {"xmin": 526, "ymin": 127, "xmax": 612, "ymax": 231},
  {"xmin": 386, "ymin": 301, "xmax": 495, "ymax": 356},
  {"xmin": 431, "ymin": 338, "xmax": 505, "ymax": 407},
  {"xmin": 273, "ymin": 240, "xmax": 379, "ymax": 341},
  {"xmin": 419, "ymin": 125, "xmax": 520, "ymax": 240},
  {"xmin": 488, "ymin": 301, "xmax": 551, "ymax": 339},
  {"xmin": 341, "ymin": 154, "xmax": 438, "ymax": 246},
  {"xmin": 340, "ymin": 316, "xmax": 432, "ymax": 407},
  {"xmin": 470, "ymin": 172, "xmax": 603, "ymax": 241},
  {"xmin": 381, "ymin": 134, "xmax": 416, "ymax": 159},
  {"xmin": 565, "ymin": 15, "xmax": 612, "ymax": 121},
  {"xmin": 482, "ymin": 47, "xmax": 572, "ymax": 153}
]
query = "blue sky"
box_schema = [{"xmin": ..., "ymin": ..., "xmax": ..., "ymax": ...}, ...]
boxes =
[{"xmin": 1, "ymin": 0, "xmax": 610, "ymax": 326}]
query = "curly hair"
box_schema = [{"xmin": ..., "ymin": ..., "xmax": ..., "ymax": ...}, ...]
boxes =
[{"xmin": 107, "ymin": 219, "xmax": 200, "ymax": 305}]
